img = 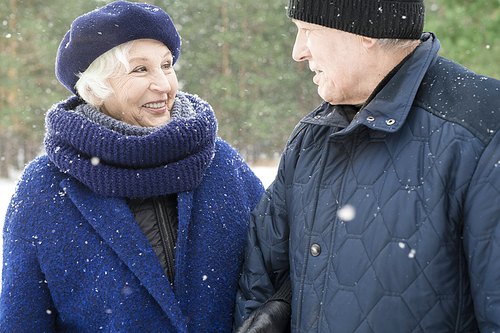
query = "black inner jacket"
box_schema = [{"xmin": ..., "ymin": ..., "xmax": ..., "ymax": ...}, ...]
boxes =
[{"xmin": 126, "ymin": 194, "xmax": 178, "ymax": 286}]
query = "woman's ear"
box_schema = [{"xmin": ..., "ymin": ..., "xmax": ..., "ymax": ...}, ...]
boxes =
[{"xmin": 83, "ymin": 88, "xmax": 104, "ymax": 108}]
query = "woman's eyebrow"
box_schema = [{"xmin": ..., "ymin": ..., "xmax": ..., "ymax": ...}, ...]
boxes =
[{"xmin": 129, "ymin": 51, "xmax": 173, "ymax": 63}]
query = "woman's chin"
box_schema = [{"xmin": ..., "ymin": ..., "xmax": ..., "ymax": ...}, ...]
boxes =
[{"xmin": 140, "ymin": 114, "xmax": 171, "ymax": 127}]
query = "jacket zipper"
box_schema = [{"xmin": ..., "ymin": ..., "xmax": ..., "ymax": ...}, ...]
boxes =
[
  {"xmin": 155, "ymin": 197, "xmax": 177, "ymax": 286},
  {"xmin": 295, "ymin": 126, "xmax": 333, "ymax": 330},
  {"xmin": 317, "ymin": 128, "xmax": 359, "ymax": 330}
]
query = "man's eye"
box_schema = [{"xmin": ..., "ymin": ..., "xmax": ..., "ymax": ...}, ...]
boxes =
[{"xmin": 162, "ymin": 62, "xmax": 172, "ymax": 69}]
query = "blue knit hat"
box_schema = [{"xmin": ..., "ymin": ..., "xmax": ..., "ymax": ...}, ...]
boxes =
[{"xmin": 56, "ymin": 1, "xmax": 181, "ymax": 95}]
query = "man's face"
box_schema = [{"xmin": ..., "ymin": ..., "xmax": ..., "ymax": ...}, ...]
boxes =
[{"xmin": 292, "ymin": 20, "xmax": 373, "ymax": 105}]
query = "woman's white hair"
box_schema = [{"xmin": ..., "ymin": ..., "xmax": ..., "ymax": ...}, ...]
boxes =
[{"xmin": 75, "ymin": 40, "xmax": 135, "ymax": 108}]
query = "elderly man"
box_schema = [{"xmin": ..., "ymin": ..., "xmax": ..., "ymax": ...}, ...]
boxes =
[{"xmin": 234, "ymin": 0, "xmax": 500, "ymax": 332}]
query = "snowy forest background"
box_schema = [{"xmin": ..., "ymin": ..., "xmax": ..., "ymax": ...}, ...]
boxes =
[
  {"xmin": 1, "ymin": 0, "xmax": 500, "ymax": 180},
  {"xmin": 0, "ymin": 0, "xmax": 500, "ymax": 289}
]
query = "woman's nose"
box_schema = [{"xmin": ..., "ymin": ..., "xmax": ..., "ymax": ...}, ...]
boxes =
[{"xmin": 150, "ymin": 70, "xmax": 171, "ymax": 93}]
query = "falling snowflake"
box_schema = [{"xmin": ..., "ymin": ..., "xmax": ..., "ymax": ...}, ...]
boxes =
[
  {"xmin": 91, "ymin": 157, "xmax": 100, "ymax": 166},
  {"xmin": 337, "ymin": 204, "xmax": 355, "ymax": 221}
]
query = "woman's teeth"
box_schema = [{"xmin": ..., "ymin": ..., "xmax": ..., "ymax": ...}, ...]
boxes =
[{"xmin": 143, "ymin": 102, "xmax": 166, "ymax": 109}]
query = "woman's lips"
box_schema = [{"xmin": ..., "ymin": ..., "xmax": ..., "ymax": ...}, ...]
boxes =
[{"xmin": 142, "ymin": 101, "xmax": 168, "ymax": 113}]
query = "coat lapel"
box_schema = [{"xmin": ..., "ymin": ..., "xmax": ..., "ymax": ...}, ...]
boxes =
[{"xmin": 61, "ymin": 177, "xmax": 189, "ymax": 332}]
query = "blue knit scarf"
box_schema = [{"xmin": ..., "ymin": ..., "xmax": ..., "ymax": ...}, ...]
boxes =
[{"xmin": 44, "ymin": 92, "xmax": 217, "ymax": 198}]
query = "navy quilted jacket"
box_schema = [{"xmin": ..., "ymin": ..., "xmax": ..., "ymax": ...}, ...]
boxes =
[{"xmin": 235, "ymin": 33, "xmax": 500, "ymax": 332}]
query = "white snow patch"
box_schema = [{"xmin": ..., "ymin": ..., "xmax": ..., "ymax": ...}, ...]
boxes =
[
  {"xmin": 0, "ymin": 177, "xmax": 18, "ymax": 289},
  {"xmin": 250, "ymin": 165, "xmax": 277, "ymax": 189},
  {"xmin": 0, "ymin": 178, "xmax": 16, "ymax": 226}
]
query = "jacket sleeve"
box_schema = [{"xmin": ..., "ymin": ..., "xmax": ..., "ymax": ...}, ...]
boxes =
[
  {"xmin": 234, "ymin": 158, "xmax": 291, "ymax": 327},
  {"xmin": 0, "ymin": 163, "xmax": 57, "ymax": 332},
  {"xmin": 463, "ymin": 131, "xmax": 500, "ymax": 331}
]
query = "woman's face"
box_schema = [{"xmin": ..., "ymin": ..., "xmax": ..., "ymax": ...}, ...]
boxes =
[{"xmin": 101, "ymin": 39, "xmax": 178, "ymax": 127}]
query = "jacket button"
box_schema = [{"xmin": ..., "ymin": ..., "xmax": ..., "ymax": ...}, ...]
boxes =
[
  {"xmin": 310, "ymin": 244, "xmax": 321, "ymax": 257},
  {"xmin": 367, "ymin": 116, "xmax": 375, "ymax": 122},
  {"xmin": 314, "ymin": 115, "xmax": 321, "ymax": 119},
  {"xmin": 386, "ymin": 119, "xmax": 396, "ymax": 125}
]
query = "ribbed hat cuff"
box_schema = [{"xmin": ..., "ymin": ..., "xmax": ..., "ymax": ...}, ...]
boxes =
[{"xmin": 287, "ymin": 0, "xmax": 424, "ymax": 39}]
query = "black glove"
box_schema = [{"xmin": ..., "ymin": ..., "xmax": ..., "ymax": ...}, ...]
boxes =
[{"xmin": 234, "ymin": 300, "xmax": 291, "ymax": 333}]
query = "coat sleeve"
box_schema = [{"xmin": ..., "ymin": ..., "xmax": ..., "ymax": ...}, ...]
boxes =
[
  {"xmin": 1, "ymin": 232, "xmax": 56, "ymax": 332},
  {"xmin": 0, "ymin": 162, "xmax": 57, "ymax": 332},
  {"xmin": 234, "ymin": 157, "xmax": 291, "ymax": 327},
  {"xmin": 463, "ymin": 131, "xmax": 500, "ymax": 331}
]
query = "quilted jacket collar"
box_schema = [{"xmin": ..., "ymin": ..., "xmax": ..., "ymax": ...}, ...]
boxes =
[{"xmin": 302, "ymin": 33, "xmax": 441, "ymax": 135}]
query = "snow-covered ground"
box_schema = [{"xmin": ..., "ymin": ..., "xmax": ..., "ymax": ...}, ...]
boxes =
[
  {"xmin": 0, "ymin": 178, "xmax": 17, "ymax": 229},
  {"xmin": 0, "ymin": 165, "xmax": 277, "ymax": 287},
  {"xmin": 0, "ymin": 177, "xmax": 18, "ymax": 285},
  {"xmin": 250, "ymin": 165, "xmax": 277, "ymax": 190}
]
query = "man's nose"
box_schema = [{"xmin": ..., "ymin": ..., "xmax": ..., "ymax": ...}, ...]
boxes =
[{"xmin": 292, "ymin": 31, "xmax": 309, "ymax": 62}]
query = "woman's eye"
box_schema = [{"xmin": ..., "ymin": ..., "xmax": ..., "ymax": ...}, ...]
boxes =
[
  {"xmin": 132, "ymin": 66, "xmax": 146, "ymax": 73},
  {"xmin": 162, "ymin": 62, "xmax": 172, "ymax": 70}
]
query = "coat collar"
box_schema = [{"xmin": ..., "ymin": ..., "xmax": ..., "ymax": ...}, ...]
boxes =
[
  {"xmin": 61, "ymin": 176, "xmax": 190, "ymax": 332},
  {"xmin": 302, "ymin": 33, "xmax": 441, "ymax": 136}
]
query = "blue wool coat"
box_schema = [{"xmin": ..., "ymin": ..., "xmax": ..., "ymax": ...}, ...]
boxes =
[
  {"xmin": 1, "ymin": 139, "xmax": 263, "ymax": 332},
  {"xmin": 235, "ymin": 33, "xmax": 500, "ymax": 332}
]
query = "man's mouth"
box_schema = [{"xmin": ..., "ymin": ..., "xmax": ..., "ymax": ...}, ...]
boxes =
[{"xmin": 312, "ymin": 70, "xmax": 323, "ymax": 85}]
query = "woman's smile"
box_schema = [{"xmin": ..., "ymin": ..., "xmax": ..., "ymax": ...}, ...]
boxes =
[{"xmin": 101, "ymin": 39, "xmax": 179, "ymax": 127}]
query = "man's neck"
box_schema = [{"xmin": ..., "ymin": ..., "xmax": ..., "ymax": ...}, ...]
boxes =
[{"xmin": 360, "ymin": 43, "xmax": 420, "ymax": 110}]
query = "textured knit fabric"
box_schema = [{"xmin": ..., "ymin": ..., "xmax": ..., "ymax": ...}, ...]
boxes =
[
  {"xmin": 56, "ymin": 1, "xmax": 181, "ymax": 95},
  {"xmin": 44, "ymin": 92, "xmax": 216, "ymax": 198},
  {"xmin": 235, "ymin": 33, "xmax": 500, "ymax": 332},
  {"xmin": 287, "ymin": 0, "xmax": 425, "ymax": 39},
  {"xmin": 74, "ymin": 91, "xmax": 196, "ymax": 134},
  {"xmin": 0, "ymin": 93, "xmax": 264, "ymax": 332}
]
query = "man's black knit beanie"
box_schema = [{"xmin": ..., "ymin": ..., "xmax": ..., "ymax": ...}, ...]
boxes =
[{"xmin": 287, "ymin": 0, "xmax": 425, "ymax": 39}]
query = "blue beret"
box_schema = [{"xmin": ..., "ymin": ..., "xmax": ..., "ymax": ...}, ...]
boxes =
[{"xmin": 55, "ymin": 1, "xmax": 181, "ymax": 95}]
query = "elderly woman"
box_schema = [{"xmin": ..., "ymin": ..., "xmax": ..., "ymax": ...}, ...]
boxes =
[{"xmin": 0, "ymin": 2, "xmax": 263, "ymax": 332}]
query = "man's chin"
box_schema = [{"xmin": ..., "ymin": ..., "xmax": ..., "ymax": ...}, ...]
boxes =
[{"xmin": 318, "ymin": 87, "xmax": 334, "ymax": 104}]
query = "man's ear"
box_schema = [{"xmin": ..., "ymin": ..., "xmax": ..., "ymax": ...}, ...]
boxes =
[{"xmin": 360, "ymin": 36, "xmax": 378, "ymax": 50}]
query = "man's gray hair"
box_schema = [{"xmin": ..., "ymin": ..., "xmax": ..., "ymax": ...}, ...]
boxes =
[{"xmin": 376, "ymin": 38, "xmax": 421, "ymax": 53}]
